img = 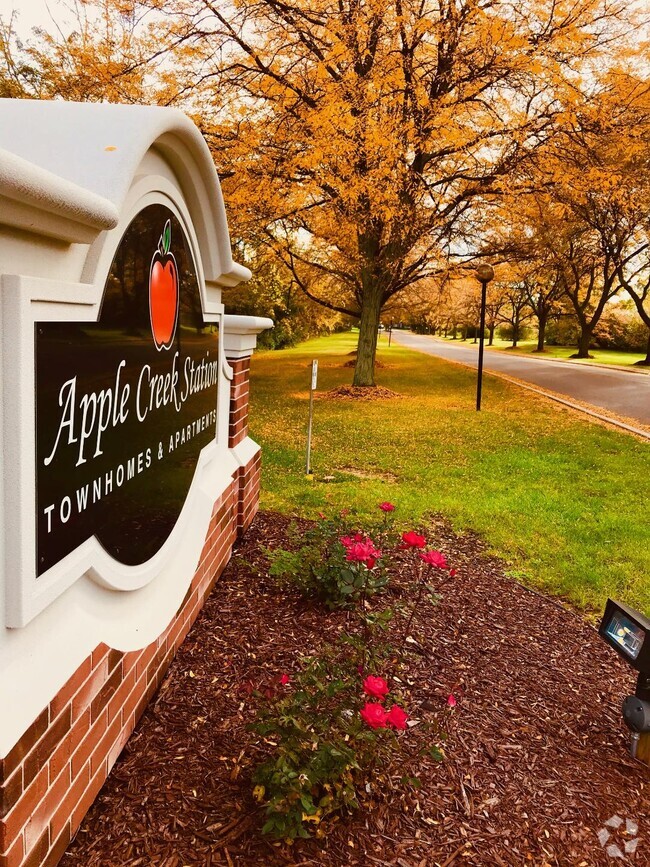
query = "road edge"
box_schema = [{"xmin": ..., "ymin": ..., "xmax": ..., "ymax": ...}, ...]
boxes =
[
  {"xmin": 494, "ymin": 374, "xmax": 650, "ymax": 442},
  {"xmin": 393, "ymin": 334, "xmax": 650, "ymax": 442}
]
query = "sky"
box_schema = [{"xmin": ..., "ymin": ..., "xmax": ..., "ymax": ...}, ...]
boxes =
[{"xmin": 0, "ymin": 0, "xmax": 72, "ymax": 36}]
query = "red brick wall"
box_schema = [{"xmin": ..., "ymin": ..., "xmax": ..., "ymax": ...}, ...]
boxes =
[
  {"xmin": 235, "ymin": 450, "xmax": 261, "ymax": 533},
  {"xmin": 0, "ymin": 355, "xmax": 262, "ymax": 867},
  {"xmin": 228, "ymin": 357, "xmax": 251, "ymax": 448}
]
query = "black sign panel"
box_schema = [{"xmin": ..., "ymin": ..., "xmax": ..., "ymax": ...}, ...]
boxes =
[{"xmin": 36, "ymin": 204, "xmax": 218, "ymax": 576}]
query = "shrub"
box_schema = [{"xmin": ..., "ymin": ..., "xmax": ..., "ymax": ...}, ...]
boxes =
[
  {"xmin": 593, "ymin": 306, "xmax": 648, "ymax": 352},
  {"xmin": 253, "ymin": 503, "xmax": 453, "ymax": 841},
  {"xmin": 267, "ymin": 510, "xmax": 394, "ymax": 609},
  {"xmin": 251, "ymin": 644, "xmax": 409, "ymax": 840},
  {"xmin": 496, "ymin": 323, "xmax": 531, "ymax": 342},
  {"xmin": 545, "ymin": 317, "xmax": 581, "ymax": 347}
]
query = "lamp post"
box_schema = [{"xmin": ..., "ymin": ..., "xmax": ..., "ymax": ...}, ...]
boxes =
[{"xmin": 474, "ymin": 264, "xmax": 494, "ymax": 411}]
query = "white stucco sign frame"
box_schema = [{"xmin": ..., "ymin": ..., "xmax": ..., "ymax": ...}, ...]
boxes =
[{"xmin": 0, "ymin": 100, "xmax": 252, "ymax": 630}]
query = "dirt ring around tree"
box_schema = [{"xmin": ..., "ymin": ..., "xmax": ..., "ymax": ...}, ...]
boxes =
[
  {"xmin": 342, "ymin": 358, "xmax": 389, "ymax": 369},
  {"xmin": 319, "ymin": 384, "xmax": 401, "ymax": 400}
]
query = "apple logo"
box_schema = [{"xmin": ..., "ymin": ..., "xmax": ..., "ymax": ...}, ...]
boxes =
[{"xmin": 149, "ymin": 219, "xmax": 179, "ymax": 350}]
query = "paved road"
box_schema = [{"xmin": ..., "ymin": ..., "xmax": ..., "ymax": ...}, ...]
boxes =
[{"xmin": 392, "ymin": 332, "xmax": 650, "ymax": 426}]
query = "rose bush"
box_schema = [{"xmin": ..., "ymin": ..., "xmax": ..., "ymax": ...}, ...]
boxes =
[
  {"xmin": 251, "ymin": 646, "xmax": 412, "ymax": 841},
  {"xmin": 267, "ymin": 509, "xmax": 393, "ymax": 608},
  {"xmin": 254, "ymin": 503, "xmax": 452, "ymax": 841}
]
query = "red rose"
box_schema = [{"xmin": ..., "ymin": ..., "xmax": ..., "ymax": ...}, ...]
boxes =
[
  {"xmin": 379, "ymin": 502, "xmax": 395, "ymax": 512},
  {"xmin": 363, "ymin": 675, "xmax": 389, "ymax": 699},
  {"xmin": 447, "ymin": 693, "xmax": 457, "ymax": 708},
  {"xmin": 340, "ymin": 533, "xmax": 364, "ymax": 548},
  {"xmin": 345, "ymin": 540, "xmax": 381, "ymax": 567},
  {"xmin": 386, "ymin": 704, "xmax": 409, "ymax": 730},
  {"xmin": 278, "ymin": 673, "xmax": 291, "ymax": 685},
  {"xmin": 360, "ymin": 702, "xmax": 388, "ymax": 729},
  {"xmin": 420, "ymin": 549, "xmax": 448, "ymax": 569},
  {"xmin": 401, "ymin": 531, "xmax": 426, "ymax": 548}
]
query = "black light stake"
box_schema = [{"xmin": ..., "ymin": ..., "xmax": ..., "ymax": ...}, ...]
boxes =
[
  {"xmin": 474, "ymin": 264, "xmax": 494, "ymax": 411},
  {"xmin": 599, "ymin": 599, "xmax": 650, "ymax": 763}
]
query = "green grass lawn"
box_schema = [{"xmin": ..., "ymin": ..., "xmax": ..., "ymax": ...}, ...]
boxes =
[
  {"xmin": 248, "ymin": 332, "xmax": 650, "ymax": 616},
  {"xmin": 445, "ymin": 336, "xmax": 648, "ymax": 368}
]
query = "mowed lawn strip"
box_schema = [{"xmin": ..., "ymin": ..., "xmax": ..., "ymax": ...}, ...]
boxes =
[
  {"xmin": 476, "ymin": 336, "xmax": 648, "ymax": 368},
  {"xmin": 248, "ymin": 331, "xmax": 650, "ymax": 614}
]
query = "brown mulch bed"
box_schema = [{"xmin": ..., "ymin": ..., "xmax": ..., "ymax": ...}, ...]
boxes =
[
  {"xmin": 61, "ymin": 512, "xmax": 648, "ymax": 867},
  {"xmin": 320, "ymin": 385, "xmax": 401, "ymax": 401}
]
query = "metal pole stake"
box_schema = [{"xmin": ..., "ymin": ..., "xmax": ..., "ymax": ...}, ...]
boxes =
[{"xmin": 305, "ymin": 359, "xmax": 318, "ymax": 476}]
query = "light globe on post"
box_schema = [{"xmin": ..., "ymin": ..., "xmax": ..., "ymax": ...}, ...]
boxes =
[
  {"xmin": 475, "ymin": 264, "xmax": 495, "ymax": 284},
  {"xmin": 473, "ymin": 263, "xmax": 494, "ymax": 411}
]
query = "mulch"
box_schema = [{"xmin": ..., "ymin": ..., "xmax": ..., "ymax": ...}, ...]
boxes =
[
  {"xmin": 60, "ymin": 512, "xmax": 648, "ymax": 867},
  {"xmin": 320, "ymin": 385, "xmax": 401, "ymax": 401}
]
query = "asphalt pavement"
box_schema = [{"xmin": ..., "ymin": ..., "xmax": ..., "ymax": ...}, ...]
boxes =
[{"xmin": 391, "ymin": 332, "xmax": 650, "ymax": 426}]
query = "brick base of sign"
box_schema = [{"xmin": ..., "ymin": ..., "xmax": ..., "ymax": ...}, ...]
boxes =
[
  {"xmin": 228, "ymin": 356, "xmax": 251, "ymax": 448},
  {"xmin": 235, "ymin": 451, "xmax": 261, "ymax": 532},
  {"xmin": 0, "ymin": 447, "xmax": 262, "ymax": 867}
]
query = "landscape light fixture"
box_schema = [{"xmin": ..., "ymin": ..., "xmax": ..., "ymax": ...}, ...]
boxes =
[
  {"xmin": 473, "ymin": 264, "xmax": 494, "ymax": 411},
  {"xmin": 599, "ymin": 599, "xmax": 650, "ymax": 763}
]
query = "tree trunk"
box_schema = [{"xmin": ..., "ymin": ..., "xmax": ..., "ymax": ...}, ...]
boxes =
[
  {"xmin": 572, "ymin": 327, "xmax": 593, "ymax": 359},
  {"xmin": 535, "ymin": 314, "xmax": 547, "ymax": 352},
  {"xmin": 638, "ymin": 329, "xmax": 650, "ymax": 366},
  {"xmin": 353, "ymin": 289, "xmax": 382, "ymax": 386},
  {"xmin": 488, "ymin": 324, "xmax": 495, "ymax": 346}
]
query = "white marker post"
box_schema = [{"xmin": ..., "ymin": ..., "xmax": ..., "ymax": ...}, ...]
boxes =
[{"xmin": 305, "ymin": 359, "xmax": 318, "ymax": 477}]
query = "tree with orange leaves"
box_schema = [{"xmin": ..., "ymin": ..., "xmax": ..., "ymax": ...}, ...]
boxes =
[
  {"xmin": 496, "ymin": 71, "xmax": 650, "ymax": 359},
  {"xmin": 173, "ymin": 0, "xmax": 639, "ymax": 384},
  {"xmin": 0, "ymin": 1, "xmax": 170, "ymax": 103},
  {"xmin": 2, "ymin": 0, "xmax": 646, "ymax": 382}
]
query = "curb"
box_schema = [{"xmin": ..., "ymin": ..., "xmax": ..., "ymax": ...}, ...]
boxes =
[{"xmin": 494, "ymin": 375, "xmax": 650, "ymax": 441}]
